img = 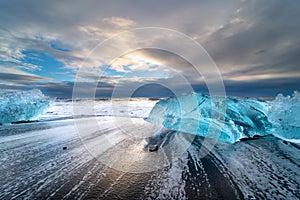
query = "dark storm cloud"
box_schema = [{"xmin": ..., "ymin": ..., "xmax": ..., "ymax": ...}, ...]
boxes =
[
  {"xmin": 0, "ymin": 74, "xmax": 298, "ymax": 98},
  {"xmin": 222, "ymin": 77, "xmax": 300, "ymax": 97},
  {"xmin": 38, "ymin": 81, "xmax": 115, "ymax": 98}
]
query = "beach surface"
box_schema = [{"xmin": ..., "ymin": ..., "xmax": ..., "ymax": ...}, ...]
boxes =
[{"xmin": 0, "ymin": 99, "xmax": 299, "ymax": 199}]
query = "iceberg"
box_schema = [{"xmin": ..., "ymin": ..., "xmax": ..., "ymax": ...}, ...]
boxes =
[
  {"xmin": 145, "ymin": 92, "xmax": 300, "ymax": 143},
  {"xmin": 0, "ymin": 89, "xmax": 53, "ymax": 124}
]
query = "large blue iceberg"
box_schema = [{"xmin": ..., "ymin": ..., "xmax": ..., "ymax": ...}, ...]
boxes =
[
  {"xmin": 0, "ymin": 89, "xmax": 53, "ymax": 124},
  {"xmin": 146, "ymin": 92, "xmax": 300, "ymax": 143}
]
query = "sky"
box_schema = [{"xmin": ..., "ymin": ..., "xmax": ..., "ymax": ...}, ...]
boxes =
[{"xmin": 0, "ymin": 0, "xmax": 299, "ymax": 98}]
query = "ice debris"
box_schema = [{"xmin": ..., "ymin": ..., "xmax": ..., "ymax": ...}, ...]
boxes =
[
  {"xmin": 0, "ymin": 89, "xmax": 54, "ymax": 124},
  {"xmin": 146, "ymin": 92, "xmax": 300, "ymax": 143}
]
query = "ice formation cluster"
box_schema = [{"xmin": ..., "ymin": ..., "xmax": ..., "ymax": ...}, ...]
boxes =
[
  {"xmin": 146, "ymin": 92, "xmax": 300, "ymax": 143},
  {"xmin": 0, "ymin": 89, "xmax": 53, "ymax": 124}
]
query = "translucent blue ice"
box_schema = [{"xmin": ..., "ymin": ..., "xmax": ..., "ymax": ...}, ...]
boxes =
[
  {"xmin": 0, "ymin": 89, "xmax": 53, "ymax": 124},
  {"xmin": 268, "ymin": 91, "xmax": 300, "ymax": 142},
  {"xmin": 146, "ymin": 92, "xmax": 300, "ymax": 143}
]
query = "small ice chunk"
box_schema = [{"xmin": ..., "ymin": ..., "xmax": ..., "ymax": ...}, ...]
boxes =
[
  {"xmin": 268, "ymin": 91, "xmax": 300, "ymax": 142},
  {"xmin": 0, "ymin": 89, "xmax": 54, "ymax": 124}
]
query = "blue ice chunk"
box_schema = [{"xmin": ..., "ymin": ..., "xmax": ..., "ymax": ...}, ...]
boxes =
[
  {"xmin": 268, "ymin": 91, "xmax": 300, "ymax": 142},
  {"xmin": 0, "ymin": 89, "xmax": 54, "ymax": 124},
  {"xmin": 146, "ymin": 92, "xmax": 299, "ymax": 143}
]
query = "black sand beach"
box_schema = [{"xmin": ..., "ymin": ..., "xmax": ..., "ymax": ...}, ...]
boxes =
[{"xmin": 1, "ymin": 117, "xmax": 299, "ymax": 199}]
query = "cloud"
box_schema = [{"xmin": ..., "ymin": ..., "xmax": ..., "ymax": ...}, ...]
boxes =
[
  {"xmin": 78, "ymin": 17, "xmax": 136, "ymax": 39},
  {"xmin": 0, "ymin": 0, "xmax": 299, "ymax": 97},
  {"xmin": 0, "ymin": 66, "xmax": 51, "ymax": 85},
  {"xmin": 202, "ymin": 0, "xmax": 300, "ymax": 82},
  {"xmin": 102, "ymin": 17, "xmax": 136, "ymax": 28},
  {"xmin": 0, "ymin": 73, "xmax": 48, "ymax": 83}
]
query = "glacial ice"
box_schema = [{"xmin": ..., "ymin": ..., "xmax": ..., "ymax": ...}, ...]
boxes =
[
  {"xmin": 0, "ymin": 89, "xmax": 53, "ymax": 124},
  {"xmin": 146, "ymin": 92, "xmax": 300, "ymax": 143},
  {"xmin": 268, "ymin": 91, "xmax": 300, "ymax": 142}
]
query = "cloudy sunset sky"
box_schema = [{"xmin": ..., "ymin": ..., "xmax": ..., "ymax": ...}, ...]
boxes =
[{"xmin": 0, "ymin": 0, "xmax": 299, "ymax": 97}]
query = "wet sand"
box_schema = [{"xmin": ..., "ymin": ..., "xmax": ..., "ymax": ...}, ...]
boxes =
[{"xmin": 0, "ymin": 117, "xmax": 299, "ymax": 199}]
